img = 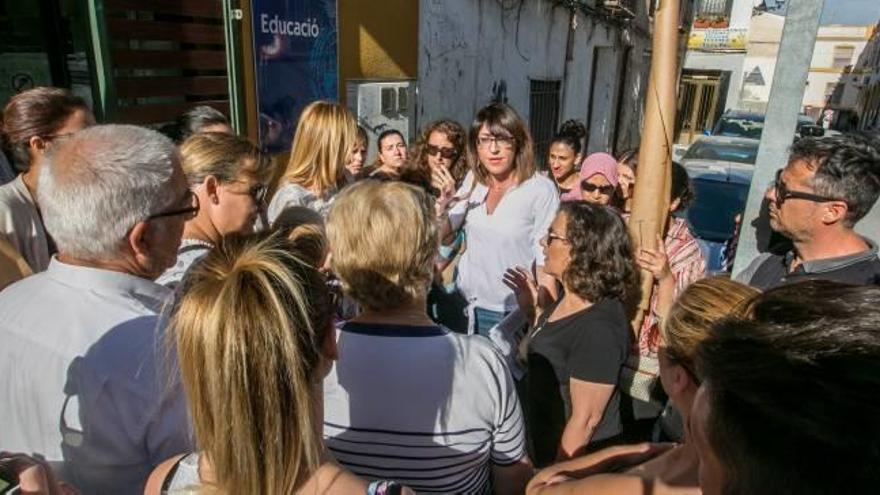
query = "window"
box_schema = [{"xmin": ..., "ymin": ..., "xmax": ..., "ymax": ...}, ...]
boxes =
[
  {"xmin": 825, "ymin": 82, "xmax": 837, "ymax": 100},
  {"xmin": 528, "ymin": 80, "xmax": 561, "ymax": 169},
  {"xmin": 832, "ymin": 45, "xmax": 855, "ymax": 69},
  {"xmin": 696, "ymin": 0, "xmax": 732, "ymax": 16}
]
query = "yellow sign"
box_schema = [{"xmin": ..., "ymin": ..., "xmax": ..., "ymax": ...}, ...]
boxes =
[{"xmin": 688, "ymin": 28, "xmax": 748, "ymax": 52}]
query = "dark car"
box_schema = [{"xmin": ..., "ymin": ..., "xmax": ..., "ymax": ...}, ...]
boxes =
[{"xmin": 682, "ymin": 159, "xmax": 753, "ymax": 273}]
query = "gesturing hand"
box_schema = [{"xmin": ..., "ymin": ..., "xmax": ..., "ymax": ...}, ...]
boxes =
[{"xmin": 503, "ymin": 265, "xmax": 539, "ymax": 321}]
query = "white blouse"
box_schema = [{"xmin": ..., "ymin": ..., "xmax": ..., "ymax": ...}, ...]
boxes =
[{"xmin": 449, "ymin": 171, "xmax": 560, "ymax": 312}]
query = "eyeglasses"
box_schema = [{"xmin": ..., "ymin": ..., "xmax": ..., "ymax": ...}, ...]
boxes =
[
  {"xmin": 546, "ymin": 229, "xmax": 569, "ymax": 245},
  {"xmin": 477, "ymin": 135, "xmax": 515, "ymax": 150},
  {"xmin": 773, "ymin": 169, "xmax": 843, "ymax": 205},
  {"xmin": 581, "ymin": 182, "xmax": 616, "ymax": 196},
  {"xmin": 147, "ymin": 190, "xmax": 200, "ymax": 220},
  {"xmin": 426, "ymin": 144, "xmax": 459, "ymax": 160}
]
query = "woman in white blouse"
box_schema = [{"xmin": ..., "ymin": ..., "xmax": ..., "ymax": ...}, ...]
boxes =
[
  {"xmin": 436, "ymin": 102, "xmax": 559, "ymax": 337},
  {"xmin": 0, "ymin": 87, "xmax": 94, "ymax": 273},
  {"xmin": 267, "ymin": 101, "xmax": 358, "ymax": 222}
]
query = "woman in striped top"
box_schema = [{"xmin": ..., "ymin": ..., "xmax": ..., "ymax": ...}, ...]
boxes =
[{"xmin": 323, "ymin": 180, "xmax": 534, "ymax": 494}]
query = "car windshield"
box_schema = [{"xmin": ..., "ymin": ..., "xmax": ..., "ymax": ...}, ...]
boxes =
[
  {"xmin": 686, "ymin": 178, "xmax": 750, "ymax": 242},
  {"xmin": 714, "ymin": 117, "xmax": 763, "ymax": 139},
  {"xmin": 683, "ymin": 140, "xmax": 759, "ymax": 165}
]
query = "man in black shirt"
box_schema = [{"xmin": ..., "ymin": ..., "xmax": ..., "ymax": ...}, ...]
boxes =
[{"xmin": 737, "ymin": 133, "xmax": 880, "ymax": 290}]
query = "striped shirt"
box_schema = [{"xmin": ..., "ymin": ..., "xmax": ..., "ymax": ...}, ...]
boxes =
[{"xmin": 323, "ymin": 322, "xmax": 527, "ymax": 494}]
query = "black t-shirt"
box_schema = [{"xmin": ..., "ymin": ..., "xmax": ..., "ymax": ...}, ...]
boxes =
[{"xmin": 525, "ymin": 298, "xmax": 630, "ymax": 467}]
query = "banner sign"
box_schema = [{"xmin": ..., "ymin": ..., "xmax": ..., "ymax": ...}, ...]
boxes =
[
  {"xmin": 688, "ymin": 28, "xmax": 748, "ymax": 52},
  {"xmin": 251, "ymin": 0, "xmax": 338, "ymax": 153}
]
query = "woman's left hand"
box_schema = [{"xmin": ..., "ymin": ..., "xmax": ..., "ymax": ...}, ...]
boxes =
[{"xmin": 636, "ymin": 234, "xmax": 672, "ymax": 281}]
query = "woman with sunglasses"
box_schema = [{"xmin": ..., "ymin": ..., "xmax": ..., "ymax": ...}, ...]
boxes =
[
  {"xmin": 413, "ymin": 119, "xmax": 468, "ymax": 192},
  {"xmin": 563, "ymin": 152, "xmax": 620, "ymax": 206},
  {"xmin": 156, "ymin": 132, "xmax": 272, "ymax": 288},
  {"xmin": 505, "ymin": 202, "xmax": 636, "ymax": 467},
  {"xmin": 0, "ymin": 87, "xmax": 94, "ymax": 273},
  {"xmin": 526, "ymin": 277, "xmax": 758, "ymax": 495}
]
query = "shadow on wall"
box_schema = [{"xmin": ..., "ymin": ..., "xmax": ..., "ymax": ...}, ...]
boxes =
[{"xmin": 337, "ymin": 0, "xmax": 419, "ymax": 88}]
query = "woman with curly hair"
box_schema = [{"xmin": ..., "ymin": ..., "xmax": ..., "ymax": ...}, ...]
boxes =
[
  {"xmin": 412, "ymin": 119, "xmax": 468, "ymax": 192},
  {"xmin": 505, "ymin": 201, "xmax": 637, "ymax": 467}
]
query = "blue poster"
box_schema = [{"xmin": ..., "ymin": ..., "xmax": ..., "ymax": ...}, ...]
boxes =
[{"xmin": 251, "ymin": 0, "xmax": 338, "ymax": 153}]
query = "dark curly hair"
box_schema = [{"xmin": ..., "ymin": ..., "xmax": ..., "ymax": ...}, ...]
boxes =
[
  {"xmin": 412, "ymin": 119, "xmax": 468, "ymax": 187},
  {"xmin": 559, "ymin": 201, "xmax": 637, "ymax": 301},
  {"xmin": 790, "ymin": 133, "xmax": 880, "ymax": 226},
  {"xmin": 550, "ymin": 119, "xmax": 586, "ymax": 155}
]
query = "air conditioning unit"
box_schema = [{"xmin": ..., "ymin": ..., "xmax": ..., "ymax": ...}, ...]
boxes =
[
  {"xmin": 346, "ymin": 80, "xmax": 418, "ymax": 164},
  {"xmin": 603, "ymin": 0, "xmax": 637, "ymax": 18}
]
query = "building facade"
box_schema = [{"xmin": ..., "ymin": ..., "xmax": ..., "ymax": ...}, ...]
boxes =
[
  {"xmin": 855, "ymin": 20, "xmax": 880, "ymax": 131},
  {"xmin": 675, "ymin": 0, "xmax": 752, "ymax": 144},
  {"xmin": 0, "ymin": 0, "xmax": 658, "ymax": 162},
  {"xmin": 417, "ymin": 0, "xmax": 653, "ymax": 160}
]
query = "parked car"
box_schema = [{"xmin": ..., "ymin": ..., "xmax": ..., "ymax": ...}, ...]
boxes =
[
  {"xmin": 711, "ymin": 109, "xmax": 817, "ymax": 140},
  {"xmin": 680, "ymin": 137, "xmax": 758, "ymax": 272}
]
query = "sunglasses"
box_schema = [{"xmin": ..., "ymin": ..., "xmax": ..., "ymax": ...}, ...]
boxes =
[
  {"xmin": 773, "ymin": 169, "xmax": 842, "ymax": 205},
  {"xmin": 426, "ymin": 144, "xmax": 459, "ymax": 160},
  {"xmin": 229, "ymin": 180, "xmax": 269, "ymax": 204},
  {"xmin": 581, "ymin": 182, "xmax": 616, "ymax": 196}
]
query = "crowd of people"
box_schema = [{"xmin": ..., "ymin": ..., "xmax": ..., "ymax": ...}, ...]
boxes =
[{"xmin": 0, "ymin": 86, "xmax": 879, "ymax": 495}]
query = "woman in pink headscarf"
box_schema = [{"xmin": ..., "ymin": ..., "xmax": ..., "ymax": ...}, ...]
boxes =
[{"xmin": 561, "ymin": 152, "xmax": 619, "ymax": 206}]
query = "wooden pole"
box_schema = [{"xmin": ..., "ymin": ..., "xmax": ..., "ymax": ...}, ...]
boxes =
[{"xmin": 628, "ymin": 0, "xmax": 680, "ymax": 336}]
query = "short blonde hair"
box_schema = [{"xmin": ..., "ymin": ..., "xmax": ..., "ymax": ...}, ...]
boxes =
[
  {"xmin": 661, "ymin": 276, "xmax": 759, "ymax": 377},
  {"xmin": 171, "ymin": 232, "xmax": 332, "ymax": 494},
  {"xmin": 279, "ymin": 101, "xmax": 357, "ymax": 196},
  {"xmin": 179, "ymin": 132, "xmax": 272, "ymax": 186},
  {"xmin": 327, "ymin": 180, "xmax": 437, "ymax": 311}
]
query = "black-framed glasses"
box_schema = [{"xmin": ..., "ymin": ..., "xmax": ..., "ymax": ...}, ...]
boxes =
[
  {"xmin": 147, "ymin": 190, "xmax": 200, "ymax": 220},
  {"xmin": 426, "ymin": 144, "xmax": 459, "ymax": 160},
  {"xmin": 545, "ymin": 228, "xmax": 569, "ymax": 245},
  {"xmin": 774, "ymin": 169, "xmax": 843, "ymax": 205},
  {"xmin": 581, "ymin": 182, "xmax": 616, "ymax": 196}
]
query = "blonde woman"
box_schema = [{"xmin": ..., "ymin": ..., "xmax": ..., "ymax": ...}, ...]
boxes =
[
  {"xmin": 267, "ymin": 101, "xmax": 357, "ymax": 222},
  {"xmin": 323, "ymin": 180, "xmax": 533, "ymax": 494},
  {"xmin": 527, "ymin": 277, "xmax": 758, "ymax": 495},
  {"xmin": 145, "ymin": 233, "xmax": 409, "ymax": 495},
  {"xmin": 156, "ymin": 132, "xmax": 272, "ymax": 288}
]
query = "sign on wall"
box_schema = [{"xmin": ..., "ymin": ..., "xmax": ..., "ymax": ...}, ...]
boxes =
[
  {"xmin": 688, "ymin": 28, "xmax": 748, "ymax": 53},
  {"xmin": 251, "ymin": 0, "xmax": 338, "ymax": 153}
]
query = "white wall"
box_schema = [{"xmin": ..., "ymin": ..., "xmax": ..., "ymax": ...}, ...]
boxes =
[{"xmin": 418, "ymin": 0, "xmax": 650, "ymax": 154}]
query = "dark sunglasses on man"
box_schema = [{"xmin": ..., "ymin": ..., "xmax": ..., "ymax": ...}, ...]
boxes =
[
  {"xmin": 581, "ymin": 182, "xmax": 616, "ymax": 196},
  {"xmin": 425, "ymin": 144, "xmax": 459, "ymax": 160},
  {"xmin": 773, "ymin": 169, "xmax": 844, "ymax": 206}
]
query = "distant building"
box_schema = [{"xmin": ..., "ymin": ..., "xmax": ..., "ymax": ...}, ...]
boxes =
[
  {"xmin": 676, "ymin": 0, "xmax": 753, "ymax": 144},
  {"xmin": 802, "ymin": 24, "xmax": 875, "ymax": 129},
  {"xmin": 736, "ymin": 1, "xmax": 879, "ymax": 131},
  {"xmin": 855, "ymin": 21, "xmax": 880, "ymax": 131}
]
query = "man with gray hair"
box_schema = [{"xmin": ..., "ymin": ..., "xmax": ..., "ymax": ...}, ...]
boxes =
[{"xmin": 0, "ymin": 125, "xmax": 195, "ymax": 494}]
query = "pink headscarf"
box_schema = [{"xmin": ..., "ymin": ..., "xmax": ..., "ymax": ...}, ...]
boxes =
[{"xmin": 561, "ymin": 152, "xmax": 619, "ymax": 202}]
